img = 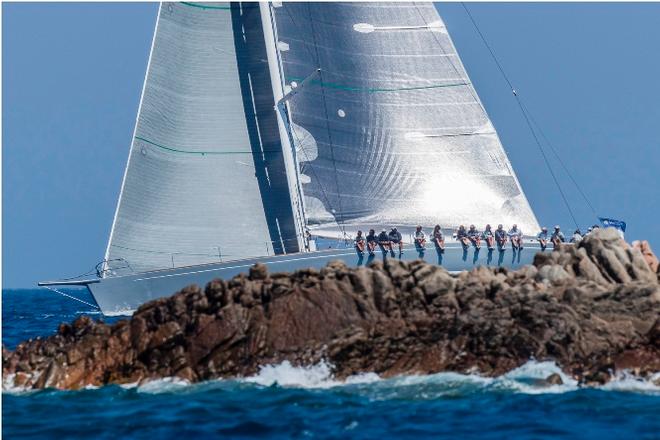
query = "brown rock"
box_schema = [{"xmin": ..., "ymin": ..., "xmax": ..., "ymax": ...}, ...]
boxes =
[
  {"xmin": 632, "ymin": 240, "xmax": 659, "ymax": 274},
  {"xmin": 544, "ymin": 373, "xmax": 564, "ymax": 385},
  {"xmin": 249, "ymin": 263, "xmax": 269, "ymax": 281},
  {"xmin": 3, "ymin": 228, "xmax": 659, "ymax": 390}
]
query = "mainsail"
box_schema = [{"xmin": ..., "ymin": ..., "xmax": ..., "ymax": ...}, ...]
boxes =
[
  {"xmin": 105, "ymin": 2, "xmax": 300, "ymax": 274},
  {"xmin": 271, "ymin": 2, "xmax": 540, "ymax": 236}
]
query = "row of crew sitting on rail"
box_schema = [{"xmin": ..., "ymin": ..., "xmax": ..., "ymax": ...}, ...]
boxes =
[
  {"xmin": 354, "ymin": 224, "xmax": 601, "ymax": 257},
  {"xmin": 354, "ymin": 227, "xmax": 407, "ymax": 258},
  {"xmin": 354, "ymin": 224, "xmax": 519, "ymax": 257},
  {"xmin": 536, "ymin": 224, "xmax": 602, "ymax": 251}
]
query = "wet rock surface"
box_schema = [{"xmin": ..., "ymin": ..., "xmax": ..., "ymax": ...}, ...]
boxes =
[{"xmin": 4, "ymin": 229, "xmax": 659, "ymax": 390}]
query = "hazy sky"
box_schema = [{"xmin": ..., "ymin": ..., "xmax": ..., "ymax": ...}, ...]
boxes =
[{"xmin": 3, "ymin": 3, "xmax": 660, "ymax": 287}]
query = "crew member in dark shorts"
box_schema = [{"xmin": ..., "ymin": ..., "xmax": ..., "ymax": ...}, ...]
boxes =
[
  {"xmin": 366, "ymin": 229, "xmax": 377, "ymax": 256},
  {"xmin": 414, "ymin": 225, "xmax": 426, "ymax": 251},
  {"xmin": 355, "ymin": 230, "xmax": 366, "ymax": 256},
  {"xmin": 456, "ymin": 225, "xmax": 470, "ymax": 250},
  {"xmin": 378, "ymin": 229, "xmax": 391, "ymax": 254},
  {"xmin": 536, "ymin": 227, "xmax": 549, "ymax": 251},
  {"xmin": 432, "ymin": 225, "xmax": 445, "ymax": 252},
  {"xmin": 467, "ymin": 224, "xmax": 481, "ymax": 249},
  {"xmin": 495, "ymin": 224, "xmax": 508, "ymax": 250},
  {"xmin": 482, "ymin": 224, "xmax": 495, "ymax": 250},
  {"xmin": 388, "ymin": 227, "xmax": 403, "ymax": 256}
]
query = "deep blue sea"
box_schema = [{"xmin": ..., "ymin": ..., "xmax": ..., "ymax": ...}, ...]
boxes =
[{"xmin": 3, "ymin": 289, "xmax": 660, "ymax": 439}]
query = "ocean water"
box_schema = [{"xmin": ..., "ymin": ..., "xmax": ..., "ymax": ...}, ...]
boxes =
[{"xmin": 3, "ymin": 289, "xmax": 660, "ymax": 439}]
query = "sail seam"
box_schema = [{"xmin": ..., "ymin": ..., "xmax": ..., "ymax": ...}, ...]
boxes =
[
  {"xmin": 180, "ymin": 2, "xmax": 231, "ymax": 11},
  {"xmin": 285, "ymin": 77, "xmax": 470, "ymax": 93},
  {"xmin": 135, "ymin": 136, "xmax": 280, "ymax": 155}
]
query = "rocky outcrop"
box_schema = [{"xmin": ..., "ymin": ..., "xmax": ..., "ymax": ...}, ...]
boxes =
[
  {"xmin": 3, "ymin": 228, "xmax": 659, "ymax": 390},
  {"xmin": 632, "ymin": 240, "xmax": 659, "ymax": 275}
]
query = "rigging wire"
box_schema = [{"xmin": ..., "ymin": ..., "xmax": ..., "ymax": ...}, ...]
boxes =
[
  {"xmin": 43, "ymin": 285, "xmax": 100, "ymax": 310},
  {"xmin": 461, "ymin": 2, "xmax": 585, "ymax": 229},
  {"xmin": 516, "ymin": 99, "xmax": 580, "ymax": 229},
  {"xmin": 520, "ymin": 103, "xmax": 598, "ymax": 215}
]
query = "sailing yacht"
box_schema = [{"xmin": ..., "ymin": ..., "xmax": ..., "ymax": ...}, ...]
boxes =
[{"xmin": 40, "ymin": 2, "xmax": 541, "ymax": 315}]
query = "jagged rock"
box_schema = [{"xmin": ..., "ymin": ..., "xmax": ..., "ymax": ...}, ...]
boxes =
[
  {"xmin": 544, "ymin": 373, "xmax": 564, "ymax": 386},
  {"xmin": 249, "ymin": 263, "xmax": 269, "ymax": 281},
  {"xmin": 3, "ymin": 228, "xmax": 659, "ymax": 390},
  {"xmin": 632, "ymin": 240, "xmax": 659, "ymax": 274}
]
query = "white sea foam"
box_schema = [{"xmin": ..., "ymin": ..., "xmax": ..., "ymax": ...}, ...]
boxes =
[
  {"xmin": 600, "ymin": 371, "xmax": 660, "ymax": 395},
  {"xmin": 136, "ymin": 377, "xmax": 191, "ymax": 394},
  {"xmin": 102, "ymin": 309, "xmax": 135, "ymax": 317},
  {"xmin": 2, "ymin": 372, "xmax": 41, "ymax": 395},
  {"xmin": 239, "ymin": 360, "xmax": 658, "ymax": 396},
  {"xmin": 243, "ymin": 360, "xmax": 380, "ymax": 389},
  {"xmin": 2, "ymin": 374, "xmax": 31, "ymax": 395},
  {"xmin": 3, "ymin": 361, "xmax": 658, "ymax": 396},
  {"xmin": 493, "ymin": 360, "xmax": 579, "ymax": 394}
]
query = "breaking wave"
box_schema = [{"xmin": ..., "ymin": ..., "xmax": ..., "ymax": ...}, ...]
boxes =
[
  {"xmin": 236, "ymin": 360, "xmax": 658, "ymax": 396},
  {"xmin": 127, "ymin": 360, "xmax": 658, "ymax": 396},
  {"xmin": 5, "ymin": 360, "xmax": 658, "ymax": 397},
  {"xmin": 243, "ymin": 360, "xmax": 380, "ymax": 388}
]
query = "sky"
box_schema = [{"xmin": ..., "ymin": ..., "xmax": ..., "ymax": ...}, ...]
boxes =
[{"xmin": 3, "ymin": 2, "xmax": 660, "ymax": 288}]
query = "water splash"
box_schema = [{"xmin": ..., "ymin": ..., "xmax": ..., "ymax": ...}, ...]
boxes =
[
  {"xmin": 137, "ymin": 377, "xmax": 191, "ymax": 394},
  {"xmin": 243, "ymin": 360, "xmax": 380, "ymax": 389}
]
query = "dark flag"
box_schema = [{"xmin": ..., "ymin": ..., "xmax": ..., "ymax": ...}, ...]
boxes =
[{"xmin": 598, "ymin": 217, "xmax": 626, "ymax": 232}]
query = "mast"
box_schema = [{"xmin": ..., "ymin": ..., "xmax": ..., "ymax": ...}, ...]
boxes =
[{"xmin": 259, "ymin": 1, "xmax": 308, "ymax": 252}]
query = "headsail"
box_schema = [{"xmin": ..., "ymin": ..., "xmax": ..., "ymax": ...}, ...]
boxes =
[
  {"xmin": 271, "ymin": 2, "xmax": 540, "ymax": 236},
  {"xmin": 105, "ymin": 2, "xmax": 300, "ymax": 275}
]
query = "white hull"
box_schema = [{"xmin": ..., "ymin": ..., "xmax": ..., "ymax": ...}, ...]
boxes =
[{"xmin": 88, "ymin": 242, "xmax": 542, "ymax": 315}]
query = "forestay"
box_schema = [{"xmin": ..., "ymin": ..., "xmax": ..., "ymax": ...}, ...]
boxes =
[
  {"xmin": 105, "ymin": 2, "xmax": 296, "ymax": 275},
  {"xmin": 272, "ymin": 2, "xmax": 540, "ymax": 237}
]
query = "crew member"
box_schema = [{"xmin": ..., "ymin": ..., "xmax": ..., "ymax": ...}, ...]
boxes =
[
  {"xmin": 570, "ymin": 229, "xmax": 583, "ymax": 244},
  {"xmin": 508, "ymin": 224, "xmax": 523, "ymax": 250},
  {"xmin": 537, "ymin": 227, "xmax": 549, "ymax": 251},
  {"xmin": 355, "ymin": 230, "xmax": 366, "ymax": 256},
  {"xmin": 456, "ymin": 225, "xmax": 470, "ymax": 250},
  {"xmin": 378, "ymin": 229, "xmax": 392, "ymax": 254},
  {"xmin": 495, "ymin": 224, "xmax": 508, "ymax": 250},
  {"xmin": 414, "ymin": 225, "xmax": 426, "ymax": 250},
  {"xmin": 467, "ymin": 224, "xmax": 481, "ymax": 249},
  {"xmin": 551, "ymin": 225, "xmax": 565, "ymax": 249},
  {"xmin": 389, "ymin": 227, "xmax": 403, "ymax": 256},
  {"xmin": 482, "ymin": 224, "xmax": 495, "ymax": 250},
  {"xmin": 432, "ymin": 225, "xmax": 445, "ymax": 252},
  {"xmin": 366, "ymin": 229, "xmax": 377, "ymax": 256}
]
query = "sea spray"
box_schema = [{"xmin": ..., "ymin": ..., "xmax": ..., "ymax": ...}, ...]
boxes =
[{"xmin": 243, "ymin": 360, "xmax": 380, "ymax": 389}]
